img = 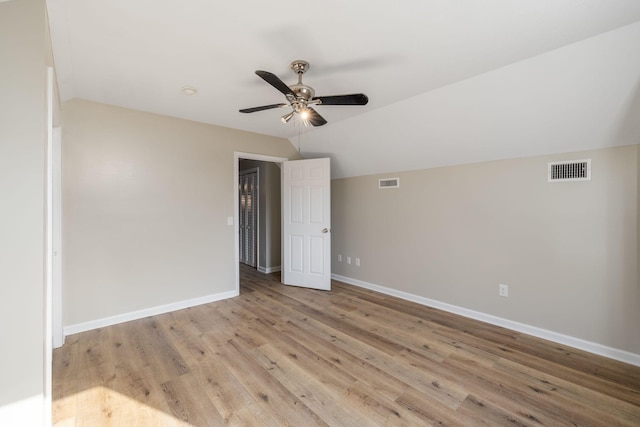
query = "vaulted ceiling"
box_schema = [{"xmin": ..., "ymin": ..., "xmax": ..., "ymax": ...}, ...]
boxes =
[{"xmin": 47, "ymin": 0, "xmax": 640, "ymax": 178}]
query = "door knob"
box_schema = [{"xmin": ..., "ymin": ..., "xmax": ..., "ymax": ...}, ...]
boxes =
[{"xmin": 322, "ymin": 228, "xmax": 330, "ymax": 233}]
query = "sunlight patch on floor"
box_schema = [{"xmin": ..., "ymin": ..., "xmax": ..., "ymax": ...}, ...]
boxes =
[{"xmin": 53, "ymin": 386, "xmax": 193, "ymax": 427}]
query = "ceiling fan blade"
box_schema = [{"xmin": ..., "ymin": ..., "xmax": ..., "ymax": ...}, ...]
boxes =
[
  {"xmin": 239, "ymin": 103, "xmax": 287, "ymax": 113},
  {"xmin": 255, "ymin": 70, "xmax": 295, "ymax": 97},
  {"xmin": 306, "ymin": 107, "xmax": 327, "ymax": 127},
  {"xmin": 312, "ymin": 93, "xmax": 369, "ymax": 106}
]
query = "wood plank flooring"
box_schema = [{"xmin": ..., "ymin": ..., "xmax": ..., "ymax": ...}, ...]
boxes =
[{"xmin": 53, "ymin": 265, "xmax": 640, "ymax": 426}]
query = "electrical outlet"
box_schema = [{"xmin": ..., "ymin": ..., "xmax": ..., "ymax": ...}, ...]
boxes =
[
  {"xmin": 347, "ymin": 256, "xmax": 351, "ymax": 265},
  {"xmin": 355, "ymin": 257, "xmax": 360, "ymax": 267},
  {"xmin": 499, "ymin": 284, "xmax": 509, "ymax": 297},
  {"xmin": 337, "ymin": 254, "xmax": 342, "ymax": 262}
]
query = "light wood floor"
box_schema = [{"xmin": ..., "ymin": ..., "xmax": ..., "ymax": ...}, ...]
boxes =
[{"xmin": 53, "ymin": 265, "xmax": 640, "ymax": 426}]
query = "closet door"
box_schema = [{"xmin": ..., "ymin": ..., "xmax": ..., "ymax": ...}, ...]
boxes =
[{"xmin": 239, "ymin": 171, "xmax": 258, "ymax": 267}]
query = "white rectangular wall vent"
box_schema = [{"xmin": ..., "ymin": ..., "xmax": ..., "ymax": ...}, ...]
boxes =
[
  {"xmin": 378, "ymin": 177, "xmax": 400, "ymax": 189},
  {"xmin": 548, "ymin": 159, "xmax": 591, "ymax": 182}
]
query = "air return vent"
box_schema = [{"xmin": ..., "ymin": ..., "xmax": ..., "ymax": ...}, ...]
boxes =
[
  {"xmin": 379, "ymin": 178, "xmax": 400, "ymax": 189},
  {"xmin": 548, "ymin": 159, "xmax": 591, "ymax": 182}
]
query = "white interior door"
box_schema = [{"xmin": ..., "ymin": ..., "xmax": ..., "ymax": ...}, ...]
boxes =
[{"xmin": 282, "ymin": 158, "xmax": 331, "ymax": 290}]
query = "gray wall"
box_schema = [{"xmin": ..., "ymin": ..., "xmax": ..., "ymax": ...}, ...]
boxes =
[
  {"xmin": 264, "ymin": 162, "xmax": 282, "ymax": 270},
  {"xmin": 0, "ymin": 0, "xmax": 49, "ymax": 423},
  {"xmin": 239, "ymin": 159, "xmax": 282, "ymax": 271},
  {"xmin": 332, "ymin": 145, "xmax": 640, "ymax": 355},
  {"xmin": 62, "ymin": 99, "xmax": 297, "ymax": 327}
]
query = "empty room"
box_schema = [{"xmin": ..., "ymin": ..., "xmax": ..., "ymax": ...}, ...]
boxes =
[{"xmin": 1, "ymin": 0, "xmax": 640, "ymax": 425}]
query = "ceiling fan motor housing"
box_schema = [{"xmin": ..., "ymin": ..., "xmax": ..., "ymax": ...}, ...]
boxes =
[{"xmin": 290, "ymin": 84, "xmax": 315, "ymax": 101}]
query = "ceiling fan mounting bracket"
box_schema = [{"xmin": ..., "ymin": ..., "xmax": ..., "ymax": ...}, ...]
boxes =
[{"xmin": 290, "ymin": 60, "xmax": 310, "ymax": 75}]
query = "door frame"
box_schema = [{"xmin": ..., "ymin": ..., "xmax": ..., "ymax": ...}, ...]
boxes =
[{"xmin": 233, "ymin": 152, "xmax": 288, "ymax": 294}]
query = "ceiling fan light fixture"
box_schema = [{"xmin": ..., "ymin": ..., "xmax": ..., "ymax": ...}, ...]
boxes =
[
  {"xmin": 281, "ymin": 111, "xmax": 294, "ymax": 123},
  {"xmin": 299, "ymin": 109, "xmax": 310, "ymax": 120}
]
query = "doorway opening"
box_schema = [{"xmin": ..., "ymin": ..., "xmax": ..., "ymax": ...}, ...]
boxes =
[{"xmin": 233, "ymin": 152, "xmax": 287, "ymax": 294}]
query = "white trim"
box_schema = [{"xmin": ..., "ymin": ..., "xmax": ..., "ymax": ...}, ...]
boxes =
[
  {"xmin": 44, "ymin": 66, "xmax": 54, "ymax": 427},
  {"xmin": 234, "ymin": 152, "xmax": 288, "ymax": 295},
  {"xmin": 332, "ymin": 274, "xmax": 640, "ymax": 367},
  {"xmin": 64, "ymin": 290, "xmax": 238, "ymax": 336},
  {"xmin": 235, "ymin": 152, "xmax": 290, "ymax": 163},
  {"xmin": 258, "ymin": 265, "xmax": 282, "ymax": 274},
  {"xmin": 52, "ymin": 127, "xmax": 63, "ymax": 348}
]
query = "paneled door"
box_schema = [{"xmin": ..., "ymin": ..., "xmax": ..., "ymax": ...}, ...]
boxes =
[
  {"xmin": 282, "ymin": 158, "xmax": 331, "ymax": 290},
  {"xmin": 239, "ymin": 170, "xmax": 258, "ymax": 267}
]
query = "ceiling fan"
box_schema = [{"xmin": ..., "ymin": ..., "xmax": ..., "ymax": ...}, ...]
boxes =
[{"xmin": 239, "ymin": 60, "xmax": 369, "ymax": 127}]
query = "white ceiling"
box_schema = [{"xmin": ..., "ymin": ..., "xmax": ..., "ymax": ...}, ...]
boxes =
[{"xmin": 47, "ymin": 0, "xmax": 640, "ymax": 178}]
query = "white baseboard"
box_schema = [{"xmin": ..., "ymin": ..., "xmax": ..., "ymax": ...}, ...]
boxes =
[
  {"xmin": 64, "ymin": 290, "xmax": 238, "ymax": 337},
  {"xmin": 332, "ymin": 274, "xmax": 640, "ymax": 367},
  {"xmin": 258, "ymin": 265, "xmax": 281, "ymax": 274}
]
